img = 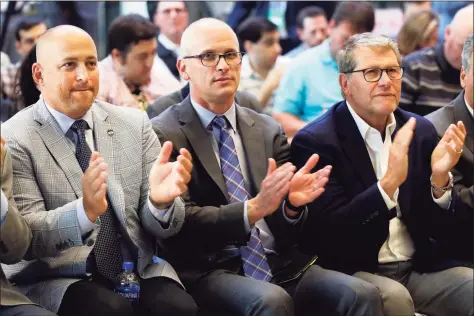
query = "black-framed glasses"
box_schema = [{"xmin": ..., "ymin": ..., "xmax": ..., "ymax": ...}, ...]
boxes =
[
  {"xmin": 183, "ymin": 52, "xmax": 245, "ymax": 67},
  {"xmin": 344, "ymin": 67, "xmax": 404, "ymax": 82}
]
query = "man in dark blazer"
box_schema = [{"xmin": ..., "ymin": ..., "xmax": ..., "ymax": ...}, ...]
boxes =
[
  {"xmin": 426, "ymin": 34, "xmax": 474, "ymax": 263},
  {"xmin": 0, "ymin": 137, "xmax": 56, "ymax": 316},
  {"xmin": 292, "ymin": 33, "xmax": 473, "ymax": 316},
  {"xmin": 152, "ymin": 18, "xmax": 384, "ymax": 316},
  {"xmin": 147, "ymin": 83, "xmax": 262, "ymax": 119}
]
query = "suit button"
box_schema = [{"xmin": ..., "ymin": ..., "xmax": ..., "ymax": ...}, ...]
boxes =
[{"xmin": 87, "ymin": 240, "xmax": 94, "ymax": 247}]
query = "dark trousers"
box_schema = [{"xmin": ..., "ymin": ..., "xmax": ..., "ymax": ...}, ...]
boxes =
[
  {"xmin": 57, "ymin": 273, "xmax": 198, "ymax": 316},
  {"xmin": 1, "ymin": 304, "xmax": 57, "ymax": 316}
]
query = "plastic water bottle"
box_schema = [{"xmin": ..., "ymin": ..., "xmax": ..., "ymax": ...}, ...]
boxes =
[{"xmin": 115, "ymin": 261, "xmax": 140, "ymax": 304}]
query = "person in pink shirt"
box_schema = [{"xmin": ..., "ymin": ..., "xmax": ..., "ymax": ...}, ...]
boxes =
[{"xmin": 98, "ymin": 14, "xmax": 181, "ymax": 110}]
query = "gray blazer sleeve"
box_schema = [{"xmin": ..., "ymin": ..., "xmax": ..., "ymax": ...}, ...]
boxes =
[
  {"xmin": 5, "ymin": 135, "xmax": 84, "ymax": 258},
  {"xmin": 0, "ymin": 149, "xmax": 32, "ymax": 264},
  {"xmin": 138, "ymin": 112, "xmax": 185, "ymax": 239}
]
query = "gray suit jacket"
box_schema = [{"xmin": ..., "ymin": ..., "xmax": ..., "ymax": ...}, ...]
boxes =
[
  {"xmin": 1, "ymin": 99, "xmax": 186, "ymax": 312},
  {"xmin": 0, "ymin": 148, "xmax": 34, "ymax": 307},
  {"xmin": 426, "ymin": 91, "xmax": 474, "ymax": 208},
  {"xmin": 147, "ymin": 84, "xmax": 262, "ymax": 120},
  {"xmin": 151, "ymin": 97, "xmax": 313, "ymax": 285}
]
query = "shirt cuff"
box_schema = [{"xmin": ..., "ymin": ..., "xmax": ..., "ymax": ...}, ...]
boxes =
[
  {"xmin": 377, "ymin": 181, "xmax": 399, "ymax": 210},
  {"xmin": 244, "ymin": 201, "xmax": 251, "ymax": 234},
  {"xmin": 281, "ymin": 200, "xmax": 306, "ymax": 223},
  {"xmin": 0, "ymin": 190, "xmax": 9, "ymax": 225},
  {"xmin": 431, "ymin": 188, "xmax": 452, "ymax": 210},
  {"xmin": 77, "ymin": 197, "xmax": 100, "ymax": 236},
  {"xmin": 147, "ymin": 195, "xmax": 175, "ymax": 224}
]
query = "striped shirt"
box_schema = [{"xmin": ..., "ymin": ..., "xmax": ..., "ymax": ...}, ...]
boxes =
[{"xmin": 400, "ymin": 43, "xmax": 461, "ymax": 116}]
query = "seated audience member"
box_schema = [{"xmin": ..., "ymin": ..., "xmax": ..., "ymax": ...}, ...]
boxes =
[
  {"xmin": 1, "ymin": 25, "xmax": 198, "ymax": 316},
  {"xmin": 273, "ymin": 2, "xmax": 375, "ymax": 138},
  {"xmin": 292, "ymin": 33, "xmax": 473, "ymax": 316},
  {"xmin": 1, "ymin": 137, "xmax": 56, "ymax": 316},
  {"xmin": 400, "ymin": 4, "xmax": 473, "ymax": 116},
  {"xmin": 98, "ymin": 14, "xmax": 181, "ymax": 110},
  {"xmin": 0, "ymin": 52, "xmax": 15, "ymax": 122},
  {"xmin": 14, "ymin": 44, "xmax": 40, "ymax": 108},
  {"xmin": 237, "ymin": 17, "xmax": 290, "ymax": 111},
  {"xmin": 426, "ymin": 34, "xmax": 474, "ymax": 262},
  {"xmin": 397, "ymin": 9, "xmax": 439, "ymax": 56},
  {"xmin": 152, "ymin": 18, "xmax": 385, "ymax": 316},
  {"xmin": 151, "ymin": 1, "xmax": 189, "ymax": 81},
  {"xmin": 147, "ymin": 83, "xmax": 262, "ymax": 119},
  {"xmin": 286, "ymin": 6, "xmax": 328, "ymax": 58},
  {"xmin": 1, "ymin": 17, "xmax": 47, "ymax": 112}
]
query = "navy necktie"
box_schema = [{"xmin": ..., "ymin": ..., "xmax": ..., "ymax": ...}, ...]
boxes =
[
  {"xmin": 212, "ymin": 116, "xmax": 272, "ymax": 282},
  {"xmin": 70, "ymin": 119, "xmax": 123, "ymax": 281}
]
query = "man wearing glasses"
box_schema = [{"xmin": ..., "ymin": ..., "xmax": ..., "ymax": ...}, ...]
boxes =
[
  {"xmin": 292, "ymin": 33, "xmax": 473, "ymax": 316},
  {"xmin": 151, "ymin": 18, "xmax": 384, "ymax": 316}
]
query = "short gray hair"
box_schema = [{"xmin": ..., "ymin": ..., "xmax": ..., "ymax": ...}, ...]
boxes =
[
  {"xmin": 462, "ymin": 34, "xmax": 474, "ymax": 72},
  {"xmin": 337, "ymin": 33, "xmax": 402, "ymax": 74}
]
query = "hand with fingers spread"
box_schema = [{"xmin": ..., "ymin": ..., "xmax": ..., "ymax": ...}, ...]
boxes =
[
  {"xmin": 0, "ymin": 136, "xmax": 5, "ymax": 171},
  {"xmin": 431, "ymin": 121, "xmax": 467, "ymax": 190},
  {"xmin": 149, "ymin": 141, "xmax": 193, "ymax": 207},
  {"xmin": 380, "ymin": 117, "xmax": 416, "ymax": 198},
  {"xmin": 82, "ymin": 152, "xmax": 109, "ymax": 223},
  {"xmin": 247, "ymin": 160, "xmax": 296, "ymax": 225},
  {"xmin": 287, "ymin": 154, "xmax": 332, "ymax": 216}
]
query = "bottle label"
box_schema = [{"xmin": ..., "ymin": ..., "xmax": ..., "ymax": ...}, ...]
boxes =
[{"xmin": 115, "ymin": 284, "xmax": 140, "ymax": 303}]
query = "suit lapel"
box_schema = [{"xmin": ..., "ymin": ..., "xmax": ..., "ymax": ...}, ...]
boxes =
[
  {"xmin": 91, "ymin": 104, "xmax": 127, "ymax": 227},
  {"xmin": 178, "ymin": 98, "xmax": 229, "ymax": 198},
  {"xmin": 236, "ymin": 106, "xmax": 267, "ymax": 193},
  {"xmin": 34, "ymin": 100, "xmax": 84, "ymax": 198},
  {"xmin": 335, "ymin": 102, "xmax": 378, "ymax": 189},
  {"xmin": 453, "ymin": 92, "xmax": 474, "ymax": 158}
]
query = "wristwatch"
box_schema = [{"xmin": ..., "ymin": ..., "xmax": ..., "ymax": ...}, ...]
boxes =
[
  {"xmin": 285, "ymin": 198, "xmax": 305, "ymax": 213},
  {"xmin": 430, "ymin": 172, "xmax": 454, "ymax": 192}
]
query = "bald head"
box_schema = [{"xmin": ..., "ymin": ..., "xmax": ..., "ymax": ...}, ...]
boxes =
[
  {"xmin": 37, "ymin": 25, "xmax": 96, "ymax": 63},
  {"xmin": 180, "ymin": 18, "xmax": 238, "ymax": 57},
  {"xmin": 444, "ymin": 4, "xmax": 474, "ymax": 69},
  {"xmin": 450, "ymin": 4, "xmax": 474, "ymax": 35}
]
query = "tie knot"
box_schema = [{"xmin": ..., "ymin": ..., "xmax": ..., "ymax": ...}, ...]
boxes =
[
  {"xmin": 70, "ymin": 119, "xmax": 89, "ymax": 133},
  {"xmin": 212, "ymin": 115, "xmax": 228, "ymax": 130}
]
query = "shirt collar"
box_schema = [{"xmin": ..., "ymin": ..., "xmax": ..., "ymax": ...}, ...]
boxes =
[
  {"xmin": 42, "ymin": 95, "xmax": 94, "ymax": 134},
  {"xmin": 434, "ymin": 43, "xmax": 460, "ymax": 84},
  {"xmin": 464, "ymin": 94, "xmax": 474, "ymax": 117},
  {"xmin": 158, "ymin": 33, "xmax": 181, "ymax": 56},
  {"xmin": 346, "ymin": 101, "xmax": 396, "ymax": 143},
  {"xmin": 190, "ymin": 97, "xmax": 237, "ymax": 132}
]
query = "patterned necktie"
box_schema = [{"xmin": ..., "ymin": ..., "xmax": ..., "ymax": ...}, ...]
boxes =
[
  {"xmin": 70, "ymin": 119, "xmax": 123, "ymax": 281},
  {"xmin": 212, "ymin": 115, "xmax": 273, "ymax": 282}
]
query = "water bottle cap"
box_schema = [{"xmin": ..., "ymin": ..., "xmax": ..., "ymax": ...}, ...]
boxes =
[{"xmin": 122, "ymin": 261, "xmax": 134, "ymax": 271}]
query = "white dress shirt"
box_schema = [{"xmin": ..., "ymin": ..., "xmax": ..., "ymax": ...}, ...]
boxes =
[
  {"xmin": 43, "ymin": 97, "xmax": 167, "ymax": 236},
  {"xmin": 0, "ymin": 190, "xmax": 8, "ymax": 225},
  {"xmin": 346, "ymin": 102, "xmax": 451, "ymax": 263},
  {"xmin": 158, "ymin": 33, "xmax": 181, "ymax": 57},
  {"xmin": 190, "ymin": 98, "xmax": 304, "ymax": 255}
]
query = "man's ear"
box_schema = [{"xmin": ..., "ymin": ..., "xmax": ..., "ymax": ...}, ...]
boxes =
[
  {"xmin": 339, "ymin": 73, "xmax": 350, "ymax": 97},
  {"xmin": 32, "ymin": 63, "xmax": 43, "ymax": 86},
  {"xmin": 296, "ymin": 28, "xmax": 304, "ymax": 41},
  {"xmin": 243, "ymin": 40, "xmax": 253, "ymax": 54},
  {"xmin": 460, "ymin": 67, "xmax": 466, "ymax": 89},
  {"xmin": 177, "ymin": 59, "xmax": 189, "ymax": 81},
  {"xmin": 15, "ymin": 40, "xmax": 21, "ymax": 55},
  {"xmin": 111, "ymin": 48, "xmax": 124, "ymax": 65}
]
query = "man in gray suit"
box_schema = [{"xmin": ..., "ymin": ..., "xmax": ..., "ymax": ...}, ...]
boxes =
[
  {"xmin": 426, "ymin": 33, "xmax": 473, "ymax": 263},
  {"xmin": 1, "ymin": 137, "xmax": 56, "ymax": 316},
  {"xmin": 152, "ymin": 18, "xmax": 384, "ymax": 316},
  {"xmin": 1, "ymin": 26, "xmax": 197, "ymax": 316}
]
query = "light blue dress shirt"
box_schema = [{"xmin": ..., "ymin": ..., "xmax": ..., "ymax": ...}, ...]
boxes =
[{"xmin": 273, "ymin": 38, "xmax": 343, "ymax": 122}]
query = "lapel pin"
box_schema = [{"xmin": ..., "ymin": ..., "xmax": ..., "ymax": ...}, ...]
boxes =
[{"xmin": 107, "ymin": 129, "xmax": 114, "ymax": 136}]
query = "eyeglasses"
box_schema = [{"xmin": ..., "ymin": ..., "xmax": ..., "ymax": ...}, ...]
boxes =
[
  {"xmin": 183, "ymin": 52, "xmax": 245, "ymax": 67},
  {"xmin": 344, "ymin": 67, "xmax": 404, "ymax": 82}
]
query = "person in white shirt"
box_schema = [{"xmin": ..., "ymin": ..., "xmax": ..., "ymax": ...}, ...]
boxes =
[
  {"xmin": 292, "ymin": 33, "xmax": 473, "ymax": 316},
  {"xmin": 152, "ymin": 1, "xmax": 189, "ymax": 80},
  {"xmin": 236, "ymin": 17, "xmax": 290, "ymax": 112}
]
